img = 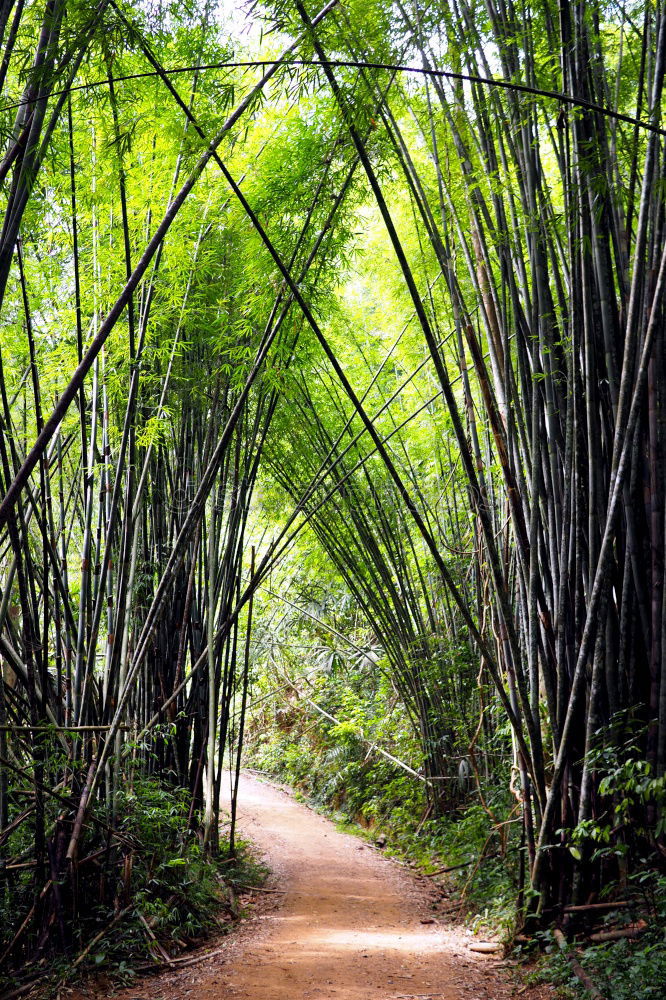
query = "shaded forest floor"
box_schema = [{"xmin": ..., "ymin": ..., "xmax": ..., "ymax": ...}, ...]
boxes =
[{"xmin": 69, "ymin": 773, "xmax": 558, "ymax": 1000}]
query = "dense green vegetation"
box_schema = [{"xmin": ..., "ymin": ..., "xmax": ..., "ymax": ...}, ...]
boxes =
[{"xmin": 0, "ymin": 0, "xmax": 665, "ymax": 995}]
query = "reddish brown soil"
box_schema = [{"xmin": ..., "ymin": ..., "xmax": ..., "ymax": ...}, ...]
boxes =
[{"xmin": 71, "ymin": 773, "xmax": 558, "ymax": 1000}]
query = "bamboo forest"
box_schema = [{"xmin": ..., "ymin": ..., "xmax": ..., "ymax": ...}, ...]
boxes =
[{"xmin": 0, "ymin": 0, "xmax": 665, "ymax": 997}]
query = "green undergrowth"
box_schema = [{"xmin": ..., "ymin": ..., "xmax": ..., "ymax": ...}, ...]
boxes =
[
  {"xmin": 521, "ymin": 871, "xmax": 666, "ymax": 999},
  {"xmin": 528, "ymin": 925, "xmax": 666, "ymax": 999},
  {"xmin": 0, "ymin": 774, "xmax": 268, "ymax": 998},
  {"xmin": 545, "ymin": 936, "xmax": 666, "ymax": 1000}
]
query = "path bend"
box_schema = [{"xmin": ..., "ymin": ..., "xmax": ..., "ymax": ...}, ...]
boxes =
[{"xmin": 79, "ymin": 772, "xmax": 551, "ymax": 1000}]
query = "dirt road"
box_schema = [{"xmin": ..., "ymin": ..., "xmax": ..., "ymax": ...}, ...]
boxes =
[{"xmin": 88, "ymin": 773, "xmax": 554, "ymax": 1000}]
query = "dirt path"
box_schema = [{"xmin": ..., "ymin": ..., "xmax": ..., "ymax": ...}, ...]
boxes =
[{"xmin": 86, "ymin": 774, "xmax": 554, "ymax": 1000}]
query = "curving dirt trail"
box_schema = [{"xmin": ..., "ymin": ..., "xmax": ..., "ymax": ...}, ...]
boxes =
[{"xmin": 84, "ymin": 773, "xmax": 554, "ymax": 1000}]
